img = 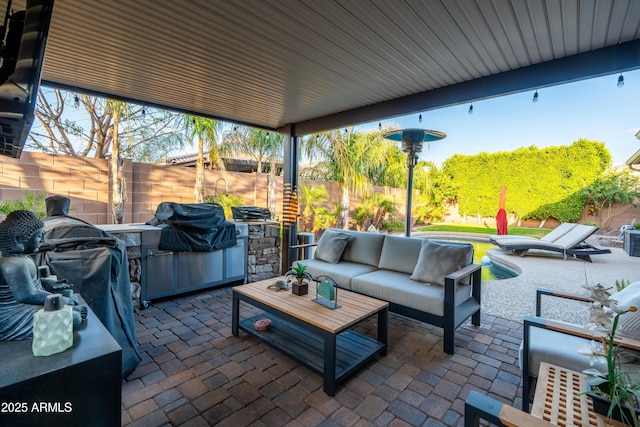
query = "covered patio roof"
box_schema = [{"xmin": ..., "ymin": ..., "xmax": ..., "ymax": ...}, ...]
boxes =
[{"xmin": 22, "ymin": 0, "xmax": 640, "ymax": 137}]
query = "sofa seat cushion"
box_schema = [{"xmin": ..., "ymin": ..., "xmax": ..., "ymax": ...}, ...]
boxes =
[
  {"xmin": 519, "ymin": 326, "xmax": 607, "ymax": 377},
  {"xmin": 351, "ymin": 270, "xmax": 472, "ymax": 317},
  {"xmin": 295, "ymin": 259, "xmax": 377, "ymax": 290}
]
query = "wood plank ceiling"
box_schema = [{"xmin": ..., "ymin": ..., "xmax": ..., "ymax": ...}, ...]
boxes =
[{"xmin": 10, "ymin": 0, "xmax": 640, "ymax": 136}]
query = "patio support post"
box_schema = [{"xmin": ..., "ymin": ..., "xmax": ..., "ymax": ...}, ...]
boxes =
[{"xmin": 281, "ymin": 124, "xmax": 299, "ymax": 273}]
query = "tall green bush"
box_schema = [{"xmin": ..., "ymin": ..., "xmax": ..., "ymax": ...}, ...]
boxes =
[{"xmin": 439, "ymin": 139, "xmax": 610, "ymax": 221}]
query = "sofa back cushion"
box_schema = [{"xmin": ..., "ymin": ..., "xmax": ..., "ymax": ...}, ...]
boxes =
[
  {"xmin": 378, "ymin": 235, "xmax": 422, "ymax": 274},
  {"xmin": 331, "ymin": 229, "xmax": 386, "ymax": 267},
  {"xmin": 313, "ymin": 229, "xmax": 351, "ymax": 264},
  {"xmin": 410, "ymin": 239, "xmax": 474, "ymax": 286}
]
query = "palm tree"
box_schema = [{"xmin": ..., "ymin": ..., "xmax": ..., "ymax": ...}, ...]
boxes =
[
  {"xmin": 182, "ymin": 116, "xmax": 223, "ymax": 203},
  {"xmin": 225, "ymin": 126, "xmax": 283, "ymax": 216},
  {"xmin": 303, "ymin": 128, "xmax": 383, "ymax": 229},
  {"xmin": 298, "ymin": 184, "xmax": 329, "ymax": 232},
  {"xmin": 354, "ymin": 193, "xmax": 396, "ymax": 231}
]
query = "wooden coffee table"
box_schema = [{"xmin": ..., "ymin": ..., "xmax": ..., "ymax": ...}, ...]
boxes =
[{"xmin": 232, "ymin": 277, "xmax": 388, "ymax": 396}]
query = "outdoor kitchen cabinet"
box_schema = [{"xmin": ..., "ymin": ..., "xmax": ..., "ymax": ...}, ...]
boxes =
[{"xmin": 140, "ymin": 223, "xmax": 248, "ymax": 303}]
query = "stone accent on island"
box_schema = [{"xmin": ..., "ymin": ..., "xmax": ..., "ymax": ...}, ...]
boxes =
[{"xmin": 246, "ymin": 221, "xmax": 281, "ymax": 282}]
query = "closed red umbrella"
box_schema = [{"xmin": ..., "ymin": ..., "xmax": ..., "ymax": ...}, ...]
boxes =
[{"xmin": 496, "ymin": 185, "xmax": 508, "ymax": 235}]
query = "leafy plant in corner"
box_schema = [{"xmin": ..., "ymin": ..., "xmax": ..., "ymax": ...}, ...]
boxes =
[{"xmin": 578, "ymin": 283, "xmax": 640, "ymax": 426}]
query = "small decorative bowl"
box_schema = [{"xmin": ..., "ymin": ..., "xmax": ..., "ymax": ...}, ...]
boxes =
[{"xmin": 253, "ymin": 318, "xmax": 271, "ymax": 331}]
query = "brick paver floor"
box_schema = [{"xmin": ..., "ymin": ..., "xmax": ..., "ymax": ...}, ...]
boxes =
[{"xmin": 122, "ymin": 286, "xmax": 524, "ymax": 426}]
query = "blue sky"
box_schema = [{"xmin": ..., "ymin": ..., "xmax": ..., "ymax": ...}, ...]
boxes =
[{"xmin": 357, "ymin": 69, "xmax": 640, "ymax": 167}]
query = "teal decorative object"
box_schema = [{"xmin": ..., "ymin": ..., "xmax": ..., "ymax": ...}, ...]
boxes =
[
  {"xmin": 312, "ymin": 276, "xmax": 340, "ymax": 309},
  {"xmin": 318, "ymin": 279, "xmax": 335, "ymax": 301}
]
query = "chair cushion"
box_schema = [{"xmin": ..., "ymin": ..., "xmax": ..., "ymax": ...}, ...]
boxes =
[
  {"xmin": 520, "ymin": 326, "xmax": 608, "ymax": 377},
  {"xmin": 410, "ymin": 239, "xmax": 473, "ymax": 286},
  {"xmin": 612, "ymin": 281, "xmax": 640, "ymax": 339},
  {"xmin": 313, "ymin": 230, "xmax": 351, "ymax": 264}
]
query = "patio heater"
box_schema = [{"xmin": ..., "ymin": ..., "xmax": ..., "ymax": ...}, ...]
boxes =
[{"xmin": 384, "ymin": 128, "xmax": 446, "ymax": 237}]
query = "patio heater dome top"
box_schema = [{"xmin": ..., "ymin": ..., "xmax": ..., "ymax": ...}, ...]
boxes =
[{"xmin": 383, "ymin": 128, "xmax": 446, "ymax": 143}]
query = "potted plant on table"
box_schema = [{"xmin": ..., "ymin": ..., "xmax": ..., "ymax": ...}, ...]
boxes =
[
  {"xmin": 285, "ymin": 264, "xmax": 312, "ymax": 296},
  {"xmin": 579, "ymin": 283, "xmax": 640, "ymax": 426}
]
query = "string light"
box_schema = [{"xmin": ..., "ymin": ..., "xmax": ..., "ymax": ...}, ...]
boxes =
[
  {"xmin": 141, "ymin": 107, "xmax": 146, "ymax": 116},
  {"xmin": 532, "ymin": 90, "xmax": 539, "ymax": 103},
  {"xmin": 378, "ymin": 122, "xmax": 382, "ymax": 130},
  {"xmin": 468, "ymin": 103, "xmax": 473, "ymax": 115},
  {"xmin": 617, "ymin": 73, "xmax": 624, "ymax": 88},
  {"xmin": 418, "ymin": 114, "xmax": 422, "ymax": 124},
  {"xmin": 74, "ymin": 94, "xmax": 79, "ymax": 108}
]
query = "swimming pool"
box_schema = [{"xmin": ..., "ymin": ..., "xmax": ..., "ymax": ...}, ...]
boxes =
[{"xmin": 464, "ymin": 240, "xmax": 519, "ymax": 281}]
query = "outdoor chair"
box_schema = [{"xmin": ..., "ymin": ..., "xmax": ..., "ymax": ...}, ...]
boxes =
[
  {"xmin": 520, "ymin": 283, "xmax": 640, "ymax": 412},
  {"xmin": 618, "ymin": 218, "xmax": 637, "ymax": 241},
  {"xmin": 490, "ymin": 224, "xmax": 611, "ymax": 262},
  {"xmin": 489, "ymin": 222, "xmax": 578, "ymax": 245}
]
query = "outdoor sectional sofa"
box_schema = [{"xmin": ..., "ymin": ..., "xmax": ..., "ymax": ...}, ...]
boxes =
[{"xmin": 294, "ymin": 229, "xmax": 482, "ymax": 355}]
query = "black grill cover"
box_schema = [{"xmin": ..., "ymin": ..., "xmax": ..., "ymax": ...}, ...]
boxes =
[
  {"xmin": 35, "ymin": 216, "xmax": 142, "ymax": 378},
  {"xmin": 147, "ymin": 202, "xmax": 237, "ymax": 252}
]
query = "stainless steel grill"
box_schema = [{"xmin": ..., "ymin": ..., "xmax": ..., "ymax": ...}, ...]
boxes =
[{"xmin": 141, "ymin": 222, "xmax": 248, "ymax": 305}]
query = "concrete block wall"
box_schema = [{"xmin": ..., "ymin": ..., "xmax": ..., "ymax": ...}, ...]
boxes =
[
  {"xmin": 0, "ymin": 152, "xmax": 113, "ymax": 223},
  {"xmin": 0, "ymin": 152, "xmax": 292, "ymax": 224}
]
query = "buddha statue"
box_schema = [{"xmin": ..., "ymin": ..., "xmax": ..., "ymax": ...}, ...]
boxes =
[{"xmin": 0, "ymin": 210, "xmax": 85, "ymax": 341}]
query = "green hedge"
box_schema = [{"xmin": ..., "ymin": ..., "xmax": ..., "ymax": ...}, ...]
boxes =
[{"xmin": 439, "ymin": 139, "xmax": 611, "ymax": 222}]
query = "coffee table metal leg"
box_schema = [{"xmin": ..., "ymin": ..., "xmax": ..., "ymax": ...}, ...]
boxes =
[
  {"xmin": 323, "ymin": 333, "xmax": 337, "ymax": 396},
  {"xmin": 378, "ymin": 307, "xmax": 388, "ymax": 356},
  {"xmin": 232, "ymin": 292, "xmax": 239, "ymax": 336}
]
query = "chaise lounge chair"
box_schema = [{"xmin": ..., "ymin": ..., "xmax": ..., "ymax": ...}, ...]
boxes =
[
  {"xmin": 489, "ymin": 222, "xmax": 578, "ymax": 246},
  {"xmin": 489, "ymin": 223, "xmax": 611, "ymax": 262}
]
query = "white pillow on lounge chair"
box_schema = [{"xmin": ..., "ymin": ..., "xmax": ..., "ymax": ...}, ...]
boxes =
[{"xmin": 613, "ymin": 281, "xmax": 640, "ymax": 340}]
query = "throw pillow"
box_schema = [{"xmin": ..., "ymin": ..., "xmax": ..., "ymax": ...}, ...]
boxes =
[
  {"xmin": 613, "ymin": 281, "xmax": 640, "ymax": 340},
  {"xmin": 314, "ymin": 230, "xmax": 351, "ymax": 264},
  {"xmin": 410, "ymin": 239, "xmax": 473, "ymax": 286}
]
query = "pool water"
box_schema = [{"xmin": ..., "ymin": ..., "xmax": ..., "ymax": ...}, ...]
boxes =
[
  {"xmin": 469, "ymin": 241, "xmax": 519, "ymax": 281},
  {"xmin": 438, "ymin": 239, "xmax": 519, "ymax": 281}
]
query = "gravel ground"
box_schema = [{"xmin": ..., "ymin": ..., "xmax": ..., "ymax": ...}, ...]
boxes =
[{"xmin": 483, "ymin": 244, "xmax": 639, "ymax": 324}]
